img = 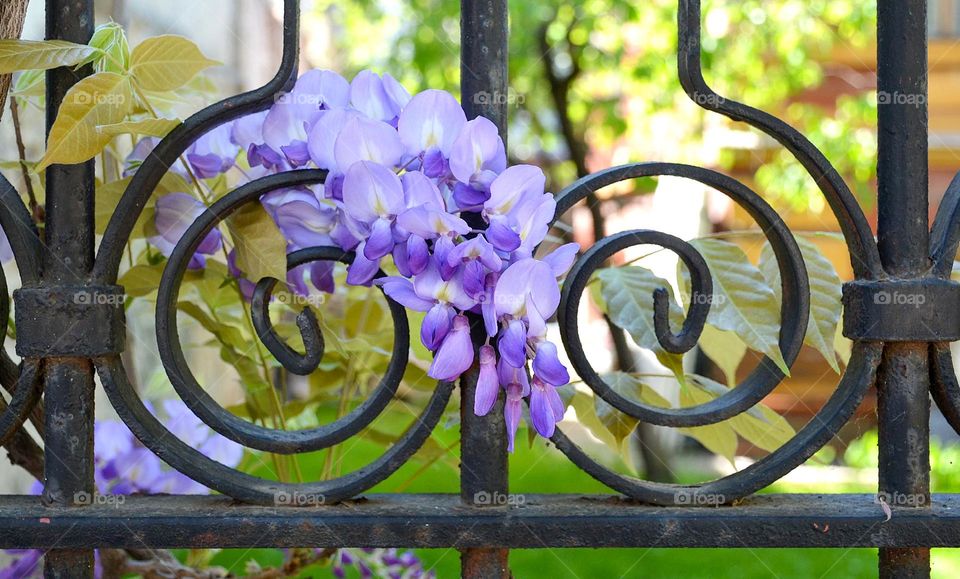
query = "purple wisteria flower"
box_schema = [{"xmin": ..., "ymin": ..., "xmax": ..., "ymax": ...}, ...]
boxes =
[
  {"xmin": 150, "ymin": 192, "xmax": 222, "ymax": 269},
  {"xmin": 133, "ymin": 68, "xmax": 581, "ymax": 449}
]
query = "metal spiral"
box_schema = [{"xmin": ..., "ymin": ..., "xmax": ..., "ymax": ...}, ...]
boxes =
[{"xmin": 539, "ymin": 0, "xmax": 886, "ymax": 505}]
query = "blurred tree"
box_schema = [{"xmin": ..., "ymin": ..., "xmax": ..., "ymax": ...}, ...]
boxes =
[{"xmin": 309, "ymin": 0, "xmax": 877, "ymax": 210}]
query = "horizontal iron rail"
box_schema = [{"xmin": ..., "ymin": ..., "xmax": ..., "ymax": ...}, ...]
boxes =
[{"xmin": 0, "ymin": 494, "xmax": 957, "ymax": 549}]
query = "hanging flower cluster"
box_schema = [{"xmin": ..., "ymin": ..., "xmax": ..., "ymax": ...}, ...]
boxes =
[{"xmin": 137, "ymin": 69, "xmax": 579, "ymax": 451}]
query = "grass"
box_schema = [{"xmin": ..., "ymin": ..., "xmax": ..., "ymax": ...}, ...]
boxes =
[{"xmin": 230, "ymin": 407, "xmax": 960, "ymax": 578}]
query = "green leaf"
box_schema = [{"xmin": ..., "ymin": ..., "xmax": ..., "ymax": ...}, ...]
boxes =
[
  {"xmin": 37, "ymin": 72, "xmax": 134, "ymax": 170},
  {"xmin": 595, "ymin": 265, "xmax": 684, "ymax": 350},
  {"xmin": 0, "ymin": 40, "xmax": 100, "ymax": 74},
  {"xmin": 97, "ymin": 117, "xmax": 181, "ymax": 138},
  {"xmin": 594, "ymin": 371, "xmax": 671, "ymax": 446},
  {"xmin": 759, "ymin": 236, "xmax": 843, "ymax": 372},
  {"xmin": 89, "ymin": 23, "xmax": 130, "ymax": 74},
  {"xmin": 688, "ymin": 374, "xmax": 795, "ymax": 454},
  {"xmin": 118, "ymin": 263, "xmax": 164, "ymax": 298},
  {"xmin": 130, "ymin": 35, "xmax": 219, "ymax": 92},
  {"xmin": 683, "ymin": 238, "xmax": 788, "ymax": 374},
  {"xmin": 678, "ymin": 385, "xmax": 738, "ymax": 466},
  {"xmin": 226, "ymin": 202, "xmax": 288, "ymax": 282},
  {"xmin": 96, "ymin": 172, "xmax": 191, "ymax": 236},
  {"xmin": 698, "ymin": 325, "xmax": 747, "ymax": 386}
]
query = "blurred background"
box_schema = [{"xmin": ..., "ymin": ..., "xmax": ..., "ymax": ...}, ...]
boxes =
[{"xmin": 4, "ymin": 0, "xmax": 960, "ymax": 577}]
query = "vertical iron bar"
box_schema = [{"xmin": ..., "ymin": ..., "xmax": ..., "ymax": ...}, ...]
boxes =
[
  {"xmin": 43, "ymin": 0, "xmax": 96, "ymax": 577},
  {"xmin": 459, "ymin": 1, "xmax": 510, "ymax": 577},
  {"xmin": 877, "ymin": 2, "xmax": 930, "ymax": 578}
]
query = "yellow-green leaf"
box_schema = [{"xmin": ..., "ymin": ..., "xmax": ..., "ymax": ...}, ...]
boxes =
[
  {"xmin": 0, "ymin": 40, "xmax": 100, "ymax": 74},
  {"xmin": 118, "ymin": 263, "xmax": 164, "ymax": 298},
  {"xmin": 98, "ymin": 117, "xmax": 181, "ymax": 138},
  {"xmin": 130, "ymin": 35, "xmax": 219, "ymax": 92},
  {"xmin": 38, "ymin": 72, "xmax": 134, "ymax": 170},
  {"xmin": 698, "ymin": 325, "xmax": 747, "ymax": 386},
  {"xmin": 684, "ymin": 238, "xmax": 788, "ymax": 374},
  {"xmin": 595, "ymin": 265, "xmax": 684, "ymax": 350},
  {"xmin": 96, "ymin": 172, "xmax": 191, "ymax": 236},
  {"xmin": 594, "ymin": 371, "xmax": 671, "ymax": 447},
  {"xmin": 678, "ymin": 385, "xmax": 738, "ymax": 466},
  {"xmin": 759, "ymin": 237, "xmax": 843, "ymax": 373},
  {"xmin": 89, "ymin": 23, "xmax": 130, "ymax": 74},
  {"xmin": 226, "ymin": 203, "xmax": 288, "ymax": 282},
  {"xmin": 688, "ymin": 374, "xmax": 795, "ymax": 454}
]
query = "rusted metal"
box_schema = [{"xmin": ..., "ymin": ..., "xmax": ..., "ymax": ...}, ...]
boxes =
[{"xmin": 0, "ymin": 1, "xmax": 954, "ymax": 578}]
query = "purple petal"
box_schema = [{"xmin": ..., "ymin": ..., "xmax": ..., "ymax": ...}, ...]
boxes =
[
  {"xmin": 529, "ymin": 381, "xmax": 557, "ymax": 438},
  {"xmin": 381, "ymin": 72, "xmax": 412, "ymax": 110},
  {"xmin": 447, "ymin": 235, "xmax": 502, "ymax": 271},
  {"xmin": 378, "ymin": 277, "xmax": 434, "ymax": 312},
  {"xmin": 474, "ymin": 345, "xmax": 500, "ymax": 416},
  {"xmin": 342, "ymin": 160, "xmax": 405, "ymax": 223},
  {"xmin": 334, "ymin": 116, "xmax": 403, "ymax": 171},
  {"xmin": 200, "ymin": 434, "xmax": 244, "ymax": 467},
  {"xmin": 231, "ymin": 111, "xmax": 268, "ymax": 148},
  {"xmin": 272, "ymin": 199, "xmax": 337, "ymax": 249},
  {"xmin": 422, "ymin": 147, "xmax": 450, "ymax": 178},
  {"xmin": 364, "ymin": 217, "xmax": 396, "ymax": 260},
  {"xmin": 307, "ymin": 108, "xmax": 359, "ymax": 171},
  {"xmin": 346, "ymin": 243, "xmax": 381, "ymax": 286},
  {"xmin": 421, "ymin": 302, "xmax": 453, "ymax": 351},
  {"xmin": 350, "ymin": 70, "xmax": 404, "ymax": 122},
  {"xmin": 504, "ymin": 383, "xmax": 524, "ymax": 453},
  {"xmin": 532, "ymin": 341, "xmax": 570, "ymax": 386},
  {"xmin": 401, "ymin": 170, "xmax": 446, "ymax": 210},
  {"xmin": 406, "ymin": 234, "xmax": 429, "ymax": 274},
  {"xmin": 547, "ymin": 383, "xmax": 566, "ymax": 421},
  {"xmin": 462, "ymin": 259, "xmax": 487, "ymax": 300},
  {"xmin": 395, "ymin": 206, "xmax": 470, "ymax": 239},
  {"xmin": 310, "ymin": 260, "xmax": 335, "ymax": 293},
  {"xmin": 541, "ymin": 242, "xmax": 580, "ymax": 277},
  {"xmin": 398, "ymin": 89, "xmax": 467, "ymax": 155},
  {"xmin": 485, "ymin": 164, "xmax": 546, "ymax": 216},
  {"xmin": 494, "ymin": 258, "xmax": 560, "ymax": 319},
  {"xmin": 485, "ymin": 216, "xmax": 521, "ymax": 252},
  {"xmin": 280, "ymin": 140, "xmax": 312, "ymax": 167},
  {"xmin": 452, "ymin": 182, "xmax": 491, "ymax": 210},
  {"xmin": 481, "ymin": 273, "xmax": 499, "ymax": 337},
  {"xmin": 499, "ymin": 319, "xmax": 527, "ymax": 368},
  {"xmin": 428, "ymin": 315, "xmax": 474, "ymax": 380},
  {"xmin": 449, "ymin": 116, "xmax": 505, "ymax": 184}
]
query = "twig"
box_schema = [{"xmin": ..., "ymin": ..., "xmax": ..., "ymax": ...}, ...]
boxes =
[{"xmin": 9, "ymin": 97, "xmax": 42, "ymax": 221}]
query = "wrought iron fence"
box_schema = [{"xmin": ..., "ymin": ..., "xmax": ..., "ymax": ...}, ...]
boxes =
[{"xmin": 0, "ymin": 0, "xmax": 956, "ymax": 577}]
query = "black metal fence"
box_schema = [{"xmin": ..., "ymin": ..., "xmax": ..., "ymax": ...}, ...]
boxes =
[{"xmin": 0, "ymin": 0, "xmax": 956, "ymax": 577}]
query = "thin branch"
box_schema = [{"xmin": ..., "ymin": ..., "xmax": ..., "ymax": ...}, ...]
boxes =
[{"xmin": 9, "ymin": 97, "xmax": 41, "ymax": 221}]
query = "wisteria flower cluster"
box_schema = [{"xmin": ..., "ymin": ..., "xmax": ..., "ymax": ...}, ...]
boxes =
[{"xmin": 134, "ymin": 69, "xmax": 579, "ymax": 450}]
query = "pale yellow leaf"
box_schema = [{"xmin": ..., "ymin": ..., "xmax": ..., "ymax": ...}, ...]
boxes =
[
  {"xmin": 226, "ymin": 203, "xmax": 288, "ymax": 282},
  {"xmin": 130, "ymin": 35, "xmax": 219, "ymax": 92},
  {"xmin": 37, "ymin": 72, "xmax": 134, "ymax": 170},
  {"xmin": 0, "ymin": 40, "xmax": 99, "ymax": 74},
  {"xmin": 98, "ymin": 117, "xmax": 181, "ymax": 138}
]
